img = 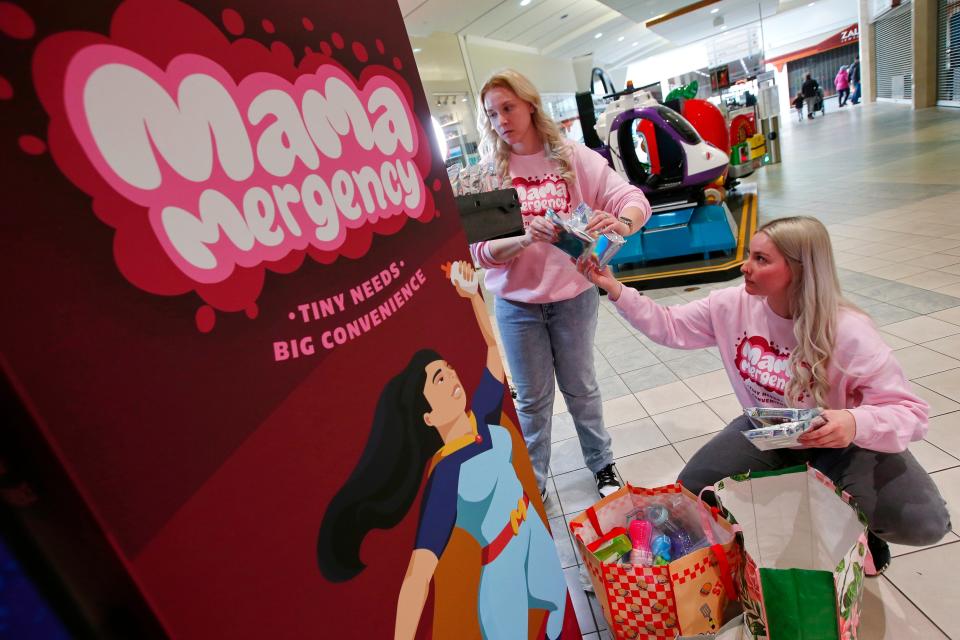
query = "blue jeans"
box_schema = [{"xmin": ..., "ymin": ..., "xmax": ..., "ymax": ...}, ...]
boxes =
[
  {"xmin": 494, "ymin": 287, "xmax": 612, "ymax": 489},
  {"xmin": 851, "ymin": 81, "xmax": 861, "ymax": 104}
]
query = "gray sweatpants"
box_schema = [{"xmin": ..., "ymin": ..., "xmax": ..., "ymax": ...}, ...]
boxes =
[{"xmin": 678, "ymin": 415, "xmax": 951, "ymax": 546}]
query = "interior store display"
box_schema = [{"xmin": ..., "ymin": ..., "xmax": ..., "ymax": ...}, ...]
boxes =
[{"xmin": 1, "ymin": 1, "xmax": 579, "ymax": 637}]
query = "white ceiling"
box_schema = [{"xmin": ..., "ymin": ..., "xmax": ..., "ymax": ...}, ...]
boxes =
[{"xmin": 400, "ymin": 0, "xmax": 845, "ymax": 72}]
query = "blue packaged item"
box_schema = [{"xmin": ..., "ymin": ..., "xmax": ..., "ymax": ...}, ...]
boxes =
[{"xmin": 651, "ymin": 534, "xmax": 672, "ymax": 563}]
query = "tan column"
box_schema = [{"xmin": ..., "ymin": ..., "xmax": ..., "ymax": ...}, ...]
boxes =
[
  {"xmin": 858, "ymin": 0, "xmax": 877, "ymax": 103},
  {"xmin": 913, "ymin": 0, "xmax": 939, "ymax": 108}
]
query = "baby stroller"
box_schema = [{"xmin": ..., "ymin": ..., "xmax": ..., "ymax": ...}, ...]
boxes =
[{"xmin": 811, "ymin": 87, "xmax": 826, "ymax": 116}]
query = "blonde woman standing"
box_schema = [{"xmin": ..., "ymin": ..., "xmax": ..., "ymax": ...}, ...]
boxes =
[
  {"xmin": 578, "ymin": 216, "xmax": 950, "ymax": 574},
  {"xmin": 470, "ymin": 69, "xmax": 652, "ymax": 500}
]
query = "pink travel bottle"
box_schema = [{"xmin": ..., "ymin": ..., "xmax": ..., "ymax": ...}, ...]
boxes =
[{"xmin": 629, "ymin": 520, "xmax": 653, "ymax": 567}]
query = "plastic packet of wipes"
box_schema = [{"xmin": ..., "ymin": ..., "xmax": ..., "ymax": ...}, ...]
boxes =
[{"xmin": 742, "ymin": 407, "xmax": 821, "ymax": 451}]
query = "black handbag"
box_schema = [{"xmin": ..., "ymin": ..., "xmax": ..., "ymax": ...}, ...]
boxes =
[{"xmin": 455, "ymin": 188, "xmax": 524, "ymax": 244}]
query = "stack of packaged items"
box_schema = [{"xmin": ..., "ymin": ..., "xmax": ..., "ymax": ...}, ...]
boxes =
[
  {"xmin": 590, "ymin": 494, "xmax": 710, "ymax": 567},
  {"xmin": 449, "ymin": 161, "xmax": 510, "ymax": 196},
  {"xmin": 741, "ymin": 407, "xmax": 820, "ymax": 451},
  {"xmin": 569, "ymin": 483, "xmax": 739, "ymax": 638},
  {"xmin": 546, "ymin": 203, "xmax": 626, "ymax": 268}
]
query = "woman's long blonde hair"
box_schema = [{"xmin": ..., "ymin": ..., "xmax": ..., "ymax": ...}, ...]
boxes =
[
  {"xmin": 758, "ymin": 216, "xmax": 861, "ymax": 408},
  {"xmin": 477, "ymin": 69, "xmax": 575, "ymax": 186}
]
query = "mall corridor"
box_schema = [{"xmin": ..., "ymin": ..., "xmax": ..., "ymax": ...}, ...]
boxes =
[{"xmin": 536, "ymin": 102, "xmax": 960, "ymax": 639}]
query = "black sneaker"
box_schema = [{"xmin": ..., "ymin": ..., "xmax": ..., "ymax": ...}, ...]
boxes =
[
  {"xmin": 866, "ymin": 531, "xmax": 891, "ymax": 576},
  {"xmin": 595, "ymin": 464, "xmax": 621, "ymax": 498}
]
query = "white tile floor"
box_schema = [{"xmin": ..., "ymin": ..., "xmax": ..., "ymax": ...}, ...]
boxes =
[{"xmin": 493, "ymin": 102, "xmax": 960, "ymax": 639}]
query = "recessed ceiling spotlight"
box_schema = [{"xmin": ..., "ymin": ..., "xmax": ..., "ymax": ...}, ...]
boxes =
[
  {"xmin": 413, "ymin": 48, "xmax": 422, "ymax": 52},
  {"xmin": 710, "ymin": 7, "xmax": 719, "ymax": 13},
  {"xmin": 618, "ymin": 36, "xmax": 624, "ymax": 41},
  {"xmin": 520, "ymin": 0, "xmax": 531, "ymax": 6},
  {"xmin": 595, "ymin": 32, "xmax": 603, "ymax": 39}
]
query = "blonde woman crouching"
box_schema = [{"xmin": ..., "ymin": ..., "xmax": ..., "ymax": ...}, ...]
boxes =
[{"xmin": 578, "ymin": 216, "xmax": 950, "ymax": 574}]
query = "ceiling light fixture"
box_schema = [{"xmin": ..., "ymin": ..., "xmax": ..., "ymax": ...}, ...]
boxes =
[
  {"xmin": 520, "ymin": 0, "xmax": 531, "ymax": 6},
  {"xmin": 632, "ymin": 41, "xmax": 638, "ymax": 46},
  {"xmin": 808, "ymin": 1, "xmax": 815, "ymax": 4},
  {"xmin": 413, "ymin": 48, "xmax": 422, "ymax": 52},
  {"xmin": 618, "ymin": 36, "xmax": 624, "ymax": 41},
  {"xmin": 594, "ymin": 32, "xmax": 603, "ymax": 39},
  {"xmin": 710, "ymin": 7, "xmax": 719, "ymax": 13}
]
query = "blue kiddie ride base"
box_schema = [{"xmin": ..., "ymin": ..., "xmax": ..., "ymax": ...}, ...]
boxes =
[{"xmin": 609, "ymin": 203, "xmax": 737, "ymax": 266}]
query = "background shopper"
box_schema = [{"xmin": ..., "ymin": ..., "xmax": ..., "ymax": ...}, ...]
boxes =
[
  {"xmin": 835, "ymin": 65, "xmax": 851, "ymax": 107},
  {"xmin": 802, "ymin": 73, "xmax": 820, "ymax": 119}
]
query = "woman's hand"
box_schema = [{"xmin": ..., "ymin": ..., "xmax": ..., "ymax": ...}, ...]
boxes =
[
  {"xmin": 585, "ymin": 209, "xmax": 629, "ymax": 237},
  {"xmin": 576, "ymin": 256, "xmax": 623, "ymax": 300},
  {"xmin": 526, "ymin": 216, "xmax": 559, "ymax": 244},
  {"xmin": 450, "ymin": 260, "xmax": 479, "ymax": 299},
  {"xmin": 797, "ymin": 409, "xmax": 857, "ymax": 448}
]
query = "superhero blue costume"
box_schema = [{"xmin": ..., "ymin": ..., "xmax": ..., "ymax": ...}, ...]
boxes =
[{"xmin": 415, "ymin": 369, "xmax": 567, "ymax": 639}]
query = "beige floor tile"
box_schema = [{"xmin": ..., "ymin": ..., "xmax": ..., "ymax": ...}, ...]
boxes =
[
  {"xmin": 910, "ymin": 381, "xmax": 960, "ymax": 417},
  {"xmin": 909, "ymin": 439, "xmax": 960, "ymax": 473},
  {"xmin": 683, "ymin": 369, "xmax": 734, "ymax": 401},
  {"xmin": 925, "ymin": 412, "xmax": 960, "ymax": 460},
  {"xmin": 882, "ymin": 316, "xmax": 960, "ymax": 343},
  {"xmin": 857, "ymin": 575, "xmax": 950, "ymax": 639},
  {"xmin": 922, "ymin": 333, "xmax": 960, "ymax": 360},
  {"xmin": 894, "ymin": 346, "xmax": 960, "ymax": 379},
  {"xmin": 608, "ymin": 417, "xmax": 670, "ymax": 459},
  {"xmin": 913, "ymin": 367, "xmax": 960, "ymax": 402},
  {"xmin": 615, "ymin": 445, "xmax": 687, "ymax": 489},
  {"xmin": 633, "ymin": 381, "xmax": 700, "ymax": 416},
  {"xmin": 877, "ymin": 330, "xmax": 913, "ymax": 350},
  {"xmin": 932, "ymin": 282, "xmax": 960, "ymax": 298},
  {"xmin": 931, "ymin": 466, "xmax": 960, "ymax": 536},
  {"xmin": 882, "ymin": 247, "xmax": 929, "ymax": 262},
  {"xmin": 884, "ymin": 541, "xmax": 960, "ymax": 639},
  {"xmin": 650, "ymin": 403, "xmax": 725, "ymax": 443},
  {"xmin": 705, "ymin": 394, "xmax": 743, "ymax": 424},
  {"xmin": 905, "ymin": 253, "xmax": 960, "ymax": 269},
  {"xmin": 672, "ymin": 433, "xmax": 720, "ymax": 463},
  {"xmin": 553, "ymin": 393, "xmax": 567, "ymax": 415},
  {"xmin": 868, "ymin": 263, "xmax": 928, "ymax": 280},
  {"xmin": 899, "ymin": 270, "xmax": 960, "ymax": 291},
  {"xmin": 889, "ymin": 530, "xmax": 960, "ymax": 558},
  {"xmin": 602, "ymin": 395, "xmax": 647, "ymax": 428},
  {"xmin": 842, "ymin": 256, "xmax": 895, "ymax": 273},
  {"xmin": 929, "ymin": 305, "xmax": 960, "ymax": 325}
]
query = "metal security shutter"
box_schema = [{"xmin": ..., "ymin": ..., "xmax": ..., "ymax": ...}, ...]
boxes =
[
  {"xmin": 939, "ymin": 0, "xmax": 960, "ymax": 104},
  {"xmin": 875, "ymin": 3, "xmax": 913, "ymax": 100}
]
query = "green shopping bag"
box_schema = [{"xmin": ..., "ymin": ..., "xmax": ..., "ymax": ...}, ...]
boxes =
[{"xmin": 710, "ymin": 465, "xmax": 869, "ymax": 640}]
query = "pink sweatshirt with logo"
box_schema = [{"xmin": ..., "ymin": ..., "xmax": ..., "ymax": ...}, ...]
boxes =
[
  {"xmin": 612, "ymin": 284, "xmax": 928, "ymax": 453},
  {"xmin": 470, "ymin": 141, "xmax": 651, "ymax": 304}
]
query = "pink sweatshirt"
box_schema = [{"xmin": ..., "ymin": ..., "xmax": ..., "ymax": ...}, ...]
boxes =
[
  {"xmin": 470, "ymin": 141, "xmax": 651, "ymax": 304},
  {"xmin": 612, "ymin": 285, "xmax": 928, "ymax": 453}
]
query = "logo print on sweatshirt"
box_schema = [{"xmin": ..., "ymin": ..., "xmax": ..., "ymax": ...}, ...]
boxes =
[
  {"xmin": 735, "ymin": 336, "xmax": 791, "ymax": 396},
  {"xmin": 512, "ymin": 174, "xmax": 570, "ymax": 216}
]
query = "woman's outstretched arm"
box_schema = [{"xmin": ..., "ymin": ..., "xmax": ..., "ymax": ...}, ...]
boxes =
[{"xmin": 394, "ymin": 549, "xmax": 439, "ymax": 640}]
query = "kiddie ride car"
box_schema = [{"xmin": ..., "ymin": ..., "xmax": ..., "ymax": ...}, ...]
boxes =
[{"xmin": 590, "ymin": 85, "xmax": 760, "ymax": 269}]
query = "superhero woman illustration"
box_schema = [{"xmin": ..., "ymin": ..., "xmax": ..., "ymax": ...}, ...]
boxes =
[{"xmin": 317, "ymin": 260, "xmax": 567, "ymax": 639}]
